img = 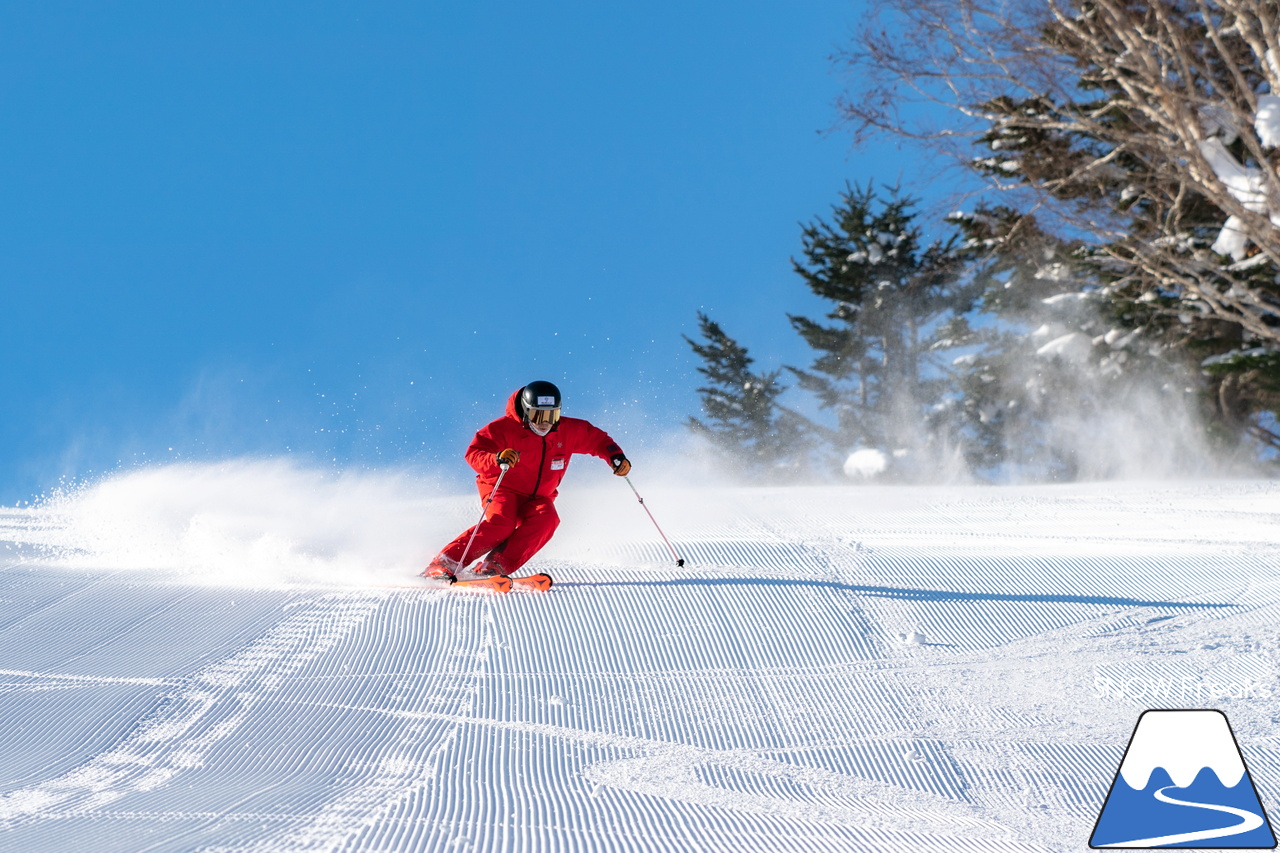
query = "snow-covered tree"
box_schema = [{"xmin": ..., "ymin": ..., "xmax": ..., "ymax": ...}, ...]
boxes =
[
  {"xmin": 684, "ymin": 312, "xmax": 811, "ymax": 478},
  {"xmin": 840, "ymin": 0, "xmax": 1280, "ymax": 454},
  {"xmin": 787, "ymin": 184, "xmax": 978, "ymax": 478},
  {"xmin": 946, "ymin": 206, "xmax": 1220, "ymax": 479}
]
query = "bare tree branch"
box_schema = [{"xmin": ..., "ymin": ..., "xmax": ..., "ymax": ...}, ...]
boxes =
[{"xmin": 841, "ymin": 0, "xmax": 1280, "ymax": 360}]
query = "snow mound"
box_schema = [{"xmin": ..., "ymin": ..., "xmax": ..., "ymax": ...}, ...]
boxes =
[
  {"xmin": 20, "ymin": 460, "xmax": 461, "ymax": 587},
  {"xmin": 844, "ymin": 448, "xmax": 889, "ymax": 478}
]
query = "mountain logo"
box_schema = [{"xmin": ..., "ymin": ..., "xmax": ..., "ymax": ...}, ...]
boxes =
[{"xmin": 1090, "ymin": 710, "xmax": 1276, "ymax": 849}]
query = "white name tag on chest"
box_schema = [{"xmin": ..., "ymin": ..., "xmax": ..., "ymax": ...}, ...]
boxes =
[{"xmin": 550, "ymin": 458, "xmax": 566, "ymax": 471}]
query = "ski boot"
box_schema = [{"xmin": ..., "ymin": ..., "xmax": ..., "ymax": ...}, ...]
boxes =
[
  {"xmin": 471, "ymin": 557, "xmax": 511, "ymax": 578},
  {"xmin": 422, "ymin": 556, "xmax": 460, "ymax": 583}
]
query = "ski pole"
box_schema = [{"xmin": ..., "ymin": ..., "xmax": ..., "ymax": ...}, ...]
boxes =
[
  {"xmin": 458, "ymin": 462, "xmax": 511, "ymax": 568},
  {"xmin": 623, "ymin": 476, "xmax": 685, "ymax": 567}
]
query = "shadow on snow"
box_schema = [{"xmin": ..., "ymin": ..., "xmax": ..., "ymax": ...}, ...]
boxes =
[{"xmin": 557, "ymin": 576, "xmax": 1234, "ymax": 609}]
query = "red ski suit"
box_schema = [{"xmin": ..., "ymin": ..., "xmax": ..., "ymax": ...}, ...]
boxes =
[{"xmin": 439, "ymin": 388, "xmax": 624, "ymax": 574}]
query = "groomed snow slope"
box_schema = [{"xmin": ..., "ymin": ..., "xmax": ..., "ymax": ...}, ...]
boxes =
[{"xmin": 0, "ymin": 466, "xmax": 1277, "ymax": 852}]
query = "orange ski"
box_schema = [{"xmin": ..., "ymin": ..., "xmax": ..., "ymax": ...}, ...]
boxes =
[
  {"xmin": 450, "ymin": 576, "xmax": 512, "ymax": 593},
  {"xmin": 511, "ymin": 573, "xmax": 552, "ymax": 592}
]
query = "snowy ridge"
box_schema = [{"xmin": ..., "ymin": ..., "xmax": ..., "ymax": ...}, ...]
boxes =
[{"xmin": 0, "ymin": 468, "xmax": 1277, "ymax": 852}]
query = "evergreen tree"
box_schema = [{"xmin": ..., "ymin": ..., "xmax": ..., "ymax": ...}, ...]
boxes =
[
  {"xmin": 944, "ymin": 205, "xmax": 1213, "ymax": 480},
  {"xmin": 684, "ymin": 313, "xmax": 808, "ymax": 478},
  {"xmin": 787, "ymin": 184, "xmax": 977, "ymax": 478}
]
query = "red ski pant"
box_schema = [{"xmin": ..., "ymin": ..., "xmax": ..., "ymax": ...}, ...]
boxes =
[{"xmin": 440, "ymin": 490, "xmax": 560, "ymax": 573}]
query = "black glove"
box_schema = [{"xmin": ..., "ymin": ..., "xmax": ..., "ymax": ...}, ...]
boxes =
[{"xmin": 610, "ymin": 454, "xmax": 631, "ymax": 477}]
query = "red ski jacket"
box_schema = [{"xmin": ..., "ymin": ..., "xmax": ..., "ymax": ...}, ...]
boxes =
[{"xmin": 465, "ymin": 388, "xmax": 624, "ymax": 500}]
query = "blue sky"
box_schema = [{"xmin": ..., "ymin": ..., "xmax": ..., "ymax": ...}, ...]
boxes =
[{"xmin": 0, "ymin": 1, "xmax": 932, "ymax": 503}]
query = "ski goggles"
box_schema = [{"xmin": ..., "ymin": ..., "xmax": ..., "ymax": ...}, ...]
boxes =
[{"xmin": 526, "ymin": 407, "xmax": 561, "ymax": 429}]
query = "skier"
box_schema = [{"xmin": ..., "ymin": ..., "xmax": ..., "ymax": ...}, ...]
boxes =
[{"xmin": 423, "ymin": 380, "xmax": 631, "ymax": 582}]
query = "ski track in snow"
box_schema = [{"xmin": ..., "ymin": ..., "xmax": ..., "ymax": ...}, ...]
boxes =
[{"xmin": 0, "ymin": 480, "xmax": 1278, "ymax": 852}]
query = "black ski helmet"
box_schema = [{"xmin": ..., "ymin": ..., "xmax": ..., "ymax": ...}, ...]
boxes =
[{"xmin": 519, "ymin": 380, "xmax": 562, "ymax": 432}]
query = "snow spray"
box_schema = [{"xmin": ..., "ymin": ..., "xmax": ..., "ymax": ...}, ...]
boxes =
[{"xmin": 11, "ymin": 460, "xmax": 467, "ymax": 587}]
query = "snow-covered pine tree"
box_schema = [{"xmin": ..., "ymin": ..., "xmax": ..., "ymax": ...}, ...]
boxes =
[
  {"xmin": 787, "ymin": 184, "xmax": 978, "ymax": 479},
  {"xmin": 684, "ymin": 312, "xmax": 810, "ymax": 479},
  {"xmin": 945, "ymin": 205, "xmax": 1215, "ymax": 480},
  {"xmin": 932, "ymin": 206, "xmax": 1073, "ymax": 477}
]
